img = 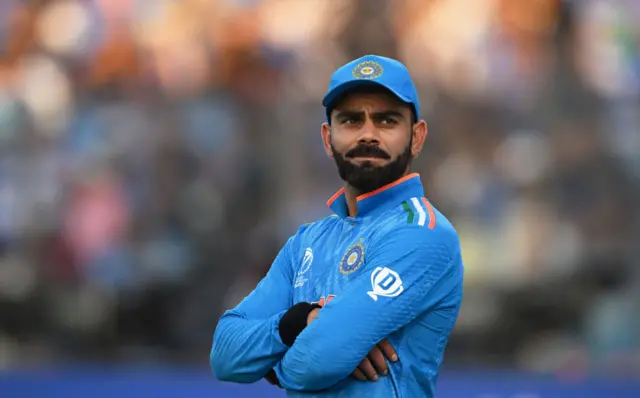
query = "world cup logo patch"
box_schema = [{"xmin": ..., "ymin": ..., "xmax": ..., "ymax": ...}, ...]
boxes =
[{"xmin": 339, "ymin": 240, "xmax": 365, "ymax": 275}]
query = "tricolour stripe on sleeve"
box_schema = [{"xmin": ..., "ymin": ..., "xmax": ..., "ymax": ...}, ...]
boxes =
[
  {"xmin": 401, "ymin": 201, "xmax": 415, "ymax": 224},
  {"xmin": 421, "ymin": 197, "xmax": 437, "ymax": 229},
  {"xmin": 410, "ymin": 197, "xmax": 427, "ymax": 226}
]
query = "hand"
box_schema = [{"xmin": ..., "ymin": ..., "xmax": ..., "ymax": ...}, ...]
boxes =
[
  {"xmin": 351, "ymin": 339, "xmax": 398, "ymax": 382},
  {"xmin": 307, "ymin": 307, "xmax": 321, "ymax": 325}
]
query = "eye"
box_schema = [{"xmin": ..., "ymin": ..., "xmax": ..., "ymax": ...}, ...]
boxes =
[
  {"xmin": 380, "ymin": 117, "xmax": 397, "ymax": 125},
  {"xmin": 341, "ymin": 118, "xmax": 359, "ymax": 125}
]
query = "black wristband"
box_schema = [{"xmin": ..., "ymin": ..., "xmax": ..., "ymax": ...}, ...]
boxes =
[{"xmin": 278, "ymin": 302, "xmax": 321, "ymax": 346}]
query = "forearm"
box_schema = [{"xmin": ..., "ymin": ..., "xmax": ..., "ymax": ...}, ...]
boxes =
[
  {"xmin": 274, "ymin": 253, "xmax": 457, "ymax": 391},
  {"xmin": 274, "ymin": 312, "xmax": 378, "ymax": 391},
  {"xmin": 210, "ymin": 309, "xmax": 289, "ymax": 383},
  {"xmin": 274, "ymin": 340, "xmax": 364, "ymax": 391}
]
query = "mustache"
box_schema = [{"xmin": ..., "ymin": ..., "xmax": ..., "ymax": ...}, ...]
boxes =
[{"xmin": 345, "ymin": 145, "xmax": 390, "ymax": 159}]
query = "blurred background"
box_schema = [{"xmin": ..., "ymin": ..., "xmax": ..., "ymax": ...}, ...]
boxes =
[{"xmin": 0, "ymin": 0, "xmax": 639, "ymax": 396}]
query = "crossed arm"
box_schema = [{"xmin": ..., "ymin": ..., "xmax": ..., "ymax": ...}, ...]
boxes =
[
  {"xmin": 210, "ymin": 226, "xmax": 458, "ymax": 391},
  {"xmin": 209, "ymin": 235, "xmax": 295, "ymax": 383}
]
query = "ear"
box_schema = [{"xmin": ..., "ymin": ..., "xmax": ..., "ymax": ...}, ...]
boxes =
[
  {"xmin": 411, "ymin": 120, "xmax": 428, "ymax": 158},
  {"xmin": 321, "ymin": 122, "xmax": 334, "ymax": 158}
]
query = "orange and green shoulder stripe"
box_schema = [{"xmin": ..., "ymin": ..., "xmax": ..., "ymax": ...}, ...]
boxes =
[{"xmin": 400, "ymin": 197, "xmax": 436, "ymax": 229}]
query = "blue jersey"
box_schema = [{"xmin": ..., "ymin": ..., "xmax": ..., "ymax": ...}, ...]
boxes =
[{"xmin": 211, "ymin": 173, "xmax": 464, "ymax": 397}]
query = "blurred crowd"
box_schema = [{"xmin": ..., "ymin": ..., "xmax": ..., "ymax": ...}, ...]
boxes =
[{"xmin": 0, "ymin": 0, "xmax": 638, "ymax": 378}]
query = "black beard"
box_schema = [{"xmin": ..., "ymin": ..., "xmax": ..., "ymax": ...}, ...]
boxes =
[{"xmin": 331, "ymin": 140, "xmax": 413, "ymax": 194}]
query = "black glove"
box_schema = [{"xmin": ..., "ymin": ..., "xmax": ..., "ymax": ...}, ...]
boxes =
[{"xmin": 278, "ymin": 302, "xmax": 321, "ymax": 347}]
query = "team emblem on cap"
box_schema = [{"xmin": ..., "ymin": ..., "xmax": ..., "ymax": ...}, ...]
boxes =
[
  {"xmin": 352, "ymin": 61, "xmax": 383, "ymax": 79},
  {"xmin": 339, "ymin": 239, "xmax": 365, "ymax": 275}
]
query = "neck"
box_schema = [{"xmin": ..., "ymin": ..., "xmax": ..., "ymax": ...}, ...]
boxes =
[
  {"xmin": 343, "ymin": 170, "xmax": 412, "ymax": 218},
  {"xmin": 344, "ymin": 185, "xmax": 361, "ymax": 218}
]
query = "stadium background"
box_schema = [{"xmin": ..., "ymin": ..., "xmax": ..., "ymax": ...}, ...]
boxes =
[{"xmin": 0, "ymin": 0, "xmax": 638, "ymax": 396}]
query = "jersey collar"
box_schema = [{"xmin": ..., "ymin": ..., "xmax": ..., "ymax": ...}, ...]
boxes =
[{"xmin": 327, "ymin": 173, "xmax": 425, "ymax": 219}]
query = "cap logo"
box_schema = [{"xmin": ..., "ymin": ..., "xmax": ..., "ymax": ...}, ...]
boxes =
[{"xmin": 352, "ymin": 61, "xmax": 383, "ymax": 79}]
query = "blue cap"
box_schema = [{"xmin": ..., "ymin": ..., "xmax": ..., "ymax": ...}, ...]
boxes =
[{"xmin": 322, "ymin": 55, "xmax": 420, "ymax": 122}]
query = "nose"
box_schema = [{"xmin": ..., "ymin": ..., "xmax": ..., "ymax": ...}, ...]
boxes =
[{"xmin": 357, "ymin": 117, "xmax": 380, "ymax": 145}]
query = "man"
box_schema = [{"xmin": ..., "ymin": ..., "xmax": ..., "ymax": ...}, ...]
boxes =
[{"xmin": 210, "ymin": 55, "xmax": 464, "ymax": 397}]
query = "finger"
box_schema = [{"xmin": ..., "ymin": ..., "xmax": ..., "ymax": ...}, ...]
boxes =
[
  {"xmin": 351, "ymin": 368, "xmax": 368, "ymax": 381},
  {"xmin": 368, "ymin": 346, "xmax": 388, "ymax": 375},
  {"xmin": 358, "ymin": 358, "xmax": 379, "ymax": 381},
  {"xmin": 378, "ymin": 339, "xmax": 398, "ymax": 362}
]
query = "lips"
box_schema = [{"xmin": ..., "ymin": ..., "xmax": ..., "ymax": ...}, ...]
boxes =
[{"xmin": 350, "ymin": 156, "xmax": 385, "ymax": 161}]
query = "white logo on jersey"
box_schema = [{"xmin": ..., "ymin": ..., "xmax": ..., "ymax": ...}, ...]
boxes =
[
  {"xmin": 295, "ymin": 248, "xmax": 313, "ymax": 288},
  {"xmin": 298, "ymin": 248, "xmax": 313, "ymax": 276},
  {"xmin": 367, "ymin": 267, "xmax": 404, "ymax": 301}
]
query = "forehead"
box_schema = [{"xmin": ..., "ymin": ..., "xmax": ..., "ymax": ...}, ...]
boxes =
[{"xmin": 332, "ymin": 87, "xmax": 410, "ymax": 113}]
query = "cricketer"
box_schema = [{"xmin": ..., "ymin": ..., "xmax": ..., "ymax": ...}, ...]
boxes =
[{"xmin": 210, "ymin": 54, "xmax": 464, "ymax": 397}]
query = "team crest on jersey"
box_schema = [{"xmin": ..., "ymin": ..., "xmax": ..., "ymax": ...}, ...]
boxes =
[
  {"xmin": 339, "ymin": 239, "xmax": 365, "ymax": 275},
  {"xmin": 352, "ymin": 61, "xmax": 383, "ymax": 79}
]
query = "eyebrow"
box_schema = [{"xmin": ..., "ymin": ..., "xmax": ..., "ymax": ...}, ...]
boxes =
[{"xmin": 334, "ymin": 109, "xmax": 406, "ymax": 120}]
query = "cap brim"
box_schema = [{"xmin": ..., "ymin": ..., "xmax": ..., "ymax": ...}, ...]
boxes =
[{"xmin": 322, "ymin": 80, "xmax": 412, "ymax": 112}]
